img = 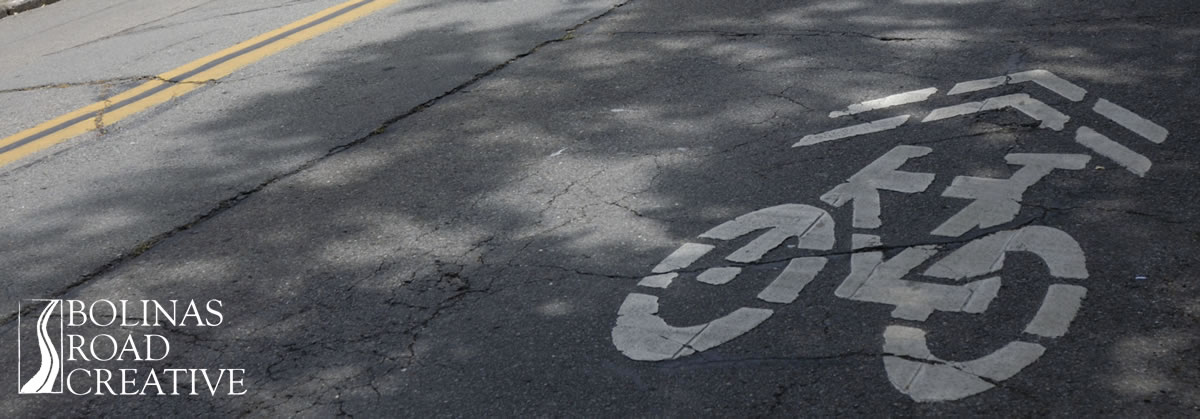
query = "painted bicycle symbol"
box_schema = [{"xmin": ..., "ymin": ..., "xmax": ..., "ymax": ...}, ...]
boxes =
[{"xmin": 610, "ymin": 70, "xmax": 1170, "ymax": 402}]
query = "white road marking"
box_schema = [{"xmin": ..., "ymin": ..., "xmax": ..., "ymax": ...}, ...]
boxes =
[
  {"xmin": 947, "ymin": 69, "xmax": 1088, "ymax": 102},
  {"xmin": 946, "ymin": 76, "xmax": 1007, "ymax": 96},
  {"xmin": 697, "ymin": 267, "xmax": 741, "ymax": 285},
  {"xmin": 700, "ymin": 204, "xmax": 834, "ymax": 263},
  {"xmin": 932, "ymin": 153, "xmax": 1090, "ymax": 237},
  {"xmin": 883, "ymin": 356, "xmax": 994, "ymax": 403},
  {"xmin": 923, "ymin": 94, "xmax": 1070, "ymax": 131},
  {"xmin": 955, "ymin": 341, "xmax": 1046, "ymax": 381},
  {"xmin": 835, "ymin": 245, "xmax": 938, "ymax": 312},
  {"xmin": 821, "ymin": 145, "xmax": 936, "ymax": 229},
  {"xmin": 833, "ymin": 236, "xmax": 889, "ymax": 299},
  {"xmin": 962, "ymin": 276, "xmax": 1001, "ymax": 313},
  {"xmin": 651, "ymin": 243, "xmax": 715, "ymax": 274},
  {"xmin": 832, "ymin": 234, "xmax": 883, "ymax": 300},
  {"xmin": 800, "ymin": 211, "xmax": 836, "ymax": 249},
  {"xmin": 637, "ymin": 273, "xmax": 677, "ymax": 289},
  {"xmin": 1093, "ymin": 99, "xmax": 1169, "ymax": 144},
  {"xmin": 883, "ymin": 325, "xmax": 1047, "ymax": 401},
  {"xmin": 882, "ymin": 325, "xmax": 994, "ymax": 402},
  {"xmin": 829, "ymin": 88, "xmax": 938, "ymax": 118},
  {"xmin": 883, "ymin": 325, "xmax": 938, "ymax": 360},
  {"xmin": 836, "ymin": 245, "xmax": 1001, "ymax": 321},
  {"xmin": 855, "ymin": 277, "xmax": 970, "ymax": 322},
  {"xmin": 924, "ymin": 226, "xmax": 1089, "ymax": 280},
  {"xmin": 612, "ymin": 68, "xmax": 1150, "ymax": 396},
  {"xmin": 853, "ymin": 233, "xmax": 882, "ymax": 250},
  {"xmin": 757, "ymin": 257, "xmax": 827, "ymax": 304},
  {"xmin": 792, "ymin": 115, "xmax": 910, "ymax": 147},
  {"xmin": 1024, "ymin": 284, "xmax": 1087, "ymax": 337},
  {"xmin": 921, "ymin": 101, "xmax": 985, "ymax": 121},
  {"xmin": 1074, "ymin": 126, "xmax": 1152, "ymax": 177},
  {"xmin": 612, "ymin": 293, "xmax": 773, "ymax": 361},
  {"xmin": 687, "ymin": 308, "xmax": 776, "ymax": 352},
  {"xmin": 612, "ymin": 294, "xmax": 704, "ymax": 361}
]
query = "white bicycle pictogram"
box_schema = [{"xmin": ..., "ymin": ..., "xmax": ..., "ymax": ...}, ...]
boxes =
[{"xmin": 610, "ymin": 69, "xmax": 1170, "ymax": 402}]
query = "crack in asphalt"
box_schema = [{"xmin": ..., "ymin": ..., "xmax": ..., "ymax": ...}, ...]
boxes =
[
  {"xmin": 508, "ymin": 261, "xmax": 643, "ymax": 281},
  {"xmin": 607, "ymin": 199, "xmax": 646, "ymax": 218},
  {"xmin": 38, "ymin": 0, "xmax": 326, "ymax": 57},
  {"xmin": 393, "ymin": 268, "xmax": 492, "ymax": 371},
  {"xmin": 0, "ymin": 75, "xmax": 218, "ymax": 95},
  {"xmin": 770, "ymin": 85, "xmax": 817, "ymax": 111},
  {"xmin": 0, "ymin": 76, "xmax": 148, "ymax": 94},
  {"xmin": 885, "ymin": 353, "xmax": 1042, "ymax": 403},
  {"xmin": 198, "ymin": 0, "xmax": 328, "ymax": 24},
  {"xmin": 1024, "ymin": 10, "xmax": 1200, "ymax": 26},
  {"xmin": 607, "ymin": 29, "xmax": 1017, "ymax": 45},
  {"xmin": 1024, "ymin": 201, "xmax": 1188, "ymax": 225},
  {"xmin": 653, "ymin": 351, "xmax": 877, "ymax": 370},
  {"xmin": 38, "ymin": 2, "xmax": 210, "ymax": 56}
]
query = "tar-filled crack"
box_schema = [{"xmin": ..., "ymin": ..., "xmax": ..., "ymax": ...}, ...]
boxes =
[
  {"xmin": 0, "ymin": 0, "xmax": 638, "ymax": 328},
  {"xmin": 153, "ymin": 76, "xmax": 221, "ymax": 85},
  {"xmin": 607, "ymin": 29, "xmax": 1014, "ymax": 45},
  {"xmin": 654, "ymin": 351, "xmax": 877, "ymax": 370},
  {"xmin": 94, "ymin": 97, "xmax": 113, "ymax": 135}
]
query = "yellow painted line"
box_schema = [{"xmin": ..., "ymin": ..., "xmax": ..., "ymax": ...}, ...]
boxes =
[{"xmin": 0, "ymin": 0, "xmax": 401, "ymax": 168}]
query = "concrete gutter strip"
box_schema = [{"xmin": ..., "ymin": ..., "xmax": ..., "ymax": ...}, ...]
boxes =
[{"xmin": 1, "ymin": 0, "xmax": 64, "ymax": 20}]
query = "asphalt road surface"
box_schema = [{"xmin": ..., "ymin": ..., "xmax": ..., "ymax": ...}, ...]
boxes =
[{"xmin": 1, "ymin": 0, "xmax": 1198, "ymax": 416}]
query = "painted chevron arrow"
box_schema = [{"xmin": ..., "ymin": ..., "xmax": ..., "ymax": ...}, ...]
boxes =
[
  {"xmin": 947, "ymin": 69, "xmax": 1088, "ymax": 102},
  {"xmin": 793, "ymin": 69, "xmax": 1170, "ymax": 177}
]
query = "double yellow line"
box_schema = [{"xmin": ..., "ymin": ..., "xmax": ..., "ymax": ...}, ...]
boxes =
[{"xmin": 0, "ymin": 0, "xmax": 399, "ymax": 168}]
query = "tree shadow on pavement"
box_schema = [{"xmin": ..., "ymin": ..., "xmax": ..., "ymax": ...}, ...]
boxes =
[{"xmin": 4, "ymin": 0, "xmax": 1199, "ymax": 415}]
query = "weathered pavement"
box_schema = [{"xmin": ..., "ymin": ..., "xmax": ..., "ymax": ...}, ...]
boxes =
[{"xmin": 2, "ymin": 0, "xmax": 1199, "ymax": 416}]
